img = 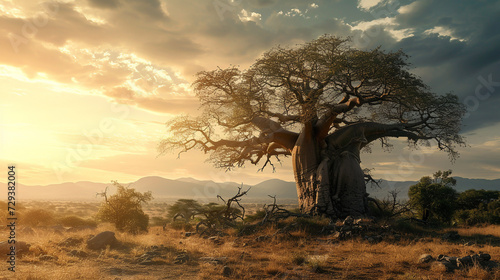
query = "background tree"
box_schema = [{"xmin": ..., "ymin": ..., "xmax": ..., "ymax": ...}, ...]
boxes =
[
  {"xmin": 167, "ymin": 199, "xmax": 203, "ymax": 223},
  {"xmin": 456, "ymin": 189, "xmax": 500, "ymax": 210},
  {"xmin": 455, "ymin": 189, "xmax": 500, "ymax": 225},
  {"xmin": 159, "ymin": 35, "xmax": 465, "ymax": 217},
  {"xmin": 408, "ymin": 170, "xmax": 458, "ymax": 223},
  {"xmin": 97, "ymin": 181, "xmax": 153, "ymax": 234}
]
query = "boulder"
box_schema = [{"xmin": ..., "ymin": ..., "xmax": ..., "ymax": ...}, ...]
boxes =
[
  {"xmin": 457, "ymin": 255, "xmax": 473, "ymax": 267},
  {"xmin": 86, "ymin": 231, "xmax": 118, "ymax": 250},
  {"xmin": 419, "ymin": 254, "xmax": 434, "ymax": 263},
  {"xmin": 479, "ymin": 253, "xmax": 491, "ymax": 262},
  {"xmin": 431, "ymin": 261, "xmax": 455, "ymax": 272}
]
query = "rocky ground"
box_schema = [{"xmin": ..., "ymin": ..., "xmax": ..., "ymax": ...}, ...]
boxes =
[{"xmin": 0, "ymin": 219, "xmax": 499, "ymax": 279}]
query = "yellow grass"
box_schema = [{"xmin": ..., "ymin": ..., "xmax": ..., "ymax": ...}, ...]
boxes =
[{"xmin": 0, "ymin": 217, "xmax": 499, "ymax": 279}]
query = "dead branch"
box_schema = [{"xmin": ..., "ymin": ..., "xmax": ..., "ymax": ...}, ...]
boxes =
[{"xmin": 260, "ymin": 195, "xmax": 311, "ymax": 225}]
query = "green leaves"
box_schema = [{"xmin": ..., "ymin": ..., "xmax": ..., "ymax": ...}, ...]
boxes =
[
  {"xmin": 409, "ymin": 171, "xmax": 458, "ymax": 224},
  {"xmin": 97, "ymin": 181, "xmax": 153, "ymax": 234}
]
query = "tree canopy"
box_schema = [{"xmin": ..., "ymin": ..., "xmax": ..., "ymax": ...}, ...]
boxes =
[
  {"xmin": 159, "ymin": 35, "xmax": 465, "ymax": 171},
  {"xmin": 97, "ymin": 181, "xmax": 153, "ymax": 234},
  {"xmin": 408, "ymin": 170, "xmax": 458, "ymax": 223}
]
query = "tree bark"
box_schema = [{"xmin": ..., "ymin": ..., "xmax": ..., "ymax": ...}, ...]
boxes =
[{"xmin": 292, "ymin": 124, "xmax": 368, "ymax": 218}]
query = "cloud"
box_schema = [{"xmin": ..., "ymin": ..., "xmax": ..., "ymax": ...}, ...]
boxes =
[
  {"xmin": 357, "ymin": 0, "xmax": 384, "ymax": 11},
  {"xmin": 1, "ymin": 0, "xmax": 500, "ymax": 151},
  {"xmin": 238, "ymin": 9, "xmax": 262, "ymax": 23},
  {"xmin": 105, "ymin": 86, "xmax": 200, "ymax": 114},
  {"xmin": 87, "ymin": 0, "xmax": 121, "ymax": 9}
]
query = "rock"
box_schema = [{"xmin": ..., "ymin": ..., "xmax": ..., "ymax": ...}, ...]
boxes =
[
  {"xmin": 471, "ymin": 254, "xmax": 480, "ymax": 262},
  {"xmin": 442, "ymin": 256, "xmax": 458, "ymax": 266},
  {"xmin": 431, "ymin": 261, "xmax": 455, "ymax": 272},
  {"xmin": 457, "ymin": 255, "xmax": 473, "ymax": 267},
  {"xmin": 39, "ymin": 255, "xmax": 58, "ymax": 261},
  {"xmin": 184, "ymin": 232, "xmax": 195, "ymax": 237},
  {"xmin": 463, "ymin": 241, "xmax": 475, "ymax": 246},
  {"xmin": 419, "ymin": 254, "xmax": 434, "ymax": 263},
  {"xmin": 86, "ymin": 231, "xmax": 118, "ymax": 250},
  {"xmin": 68, "ymin": 250, "xmax": 88, "ymax": 258},
  {"xmin": 0, "ymin": 241, "xmax": 30, "ymax": 257},
  {"xmin": 479, "ymin": 253, "xmax": 491, "ymax": 262},
  {"xmin": 222, "ymin": 266, "xmax": 232, "ymax": 277}
]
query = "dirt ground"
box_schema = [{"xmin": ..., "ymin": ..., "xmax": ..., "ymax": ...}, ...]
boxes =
[{"xmin": 0, "ymin": 222, "xmax": 499, "ymax": 280}]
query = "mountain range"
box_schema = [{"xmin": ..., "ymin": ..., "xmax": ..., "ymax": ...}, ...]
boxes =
[{"xmin": 1, "ymin": 176, "xmax": 499, "ymax": 202}]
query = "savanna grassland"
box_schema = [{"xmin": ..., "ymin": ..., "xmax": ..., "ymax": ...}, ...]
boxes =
[{"xmin": 0, "ymin": 201, "xmax": 499, "ymax": 280}]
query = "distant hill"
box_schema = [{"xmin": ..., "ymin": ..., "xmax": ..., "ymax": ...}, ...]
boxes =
[{"xmin": 1, "ymin": 176, "xmax": 498, "ymax": 202}]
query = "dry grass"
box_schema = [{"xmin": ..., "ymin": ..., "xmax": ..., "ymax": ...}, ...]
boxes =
[{"xmin": 0, "ymin": 213, "xmax": 499, "ymax": 279}]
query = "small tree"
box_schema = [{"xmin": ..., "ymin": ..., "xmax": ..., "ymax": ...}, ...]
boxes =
[
  {"xmin": 167, "ymin": 199, "xmax": 203, "ymax": 223},
  {"xmin": 97, "ymin": 181, "xmax": 153, "ymax": 234},
  {"xmin": 408, "ymin": 170, "xmax": 458, "ymax": 224}
]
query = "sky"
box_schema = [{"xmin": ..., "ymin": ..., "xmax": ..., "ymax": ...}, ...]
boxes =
[{"xmin": 0, "ymin": 0, "xmax": 499, "ymax": 186}]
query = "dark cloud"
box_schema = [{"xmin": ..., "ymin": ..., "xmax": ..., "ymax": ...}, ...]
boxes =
[
  {"xmin": 1, "ymin": 0, "xmax": 499, "ymax": 129},
  {"xmin": 88, "ymin": 0, "xmax": 121, "ymax": 9}
]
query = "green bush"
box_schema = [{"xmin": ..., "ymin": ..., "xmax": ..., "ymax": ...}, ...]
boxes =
[
  {"xmin": 408, "ymin": 171, "xmax": 458, "ymax": 224},
  {"xmin": 96, "ymin": 181, "xmax": 153, "ymax": 234},
  {"xmin": 454, "ymin": 199, "xmax": 500, "ymax": 226}
]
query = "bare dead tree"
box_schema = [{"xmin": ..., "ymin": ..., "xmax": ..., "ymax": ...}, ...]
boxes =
[
  {"xmin": 196, "ymin": 186, "xmax": 251, "ymax": 235},
  {"xmin": 260, "ymin": 195, "xmax": 311, "ymax": 225},
  {"xmin": 217, "ymin": 185, "xmax": 250, "ymax": 221},
  {"xmin": 368, "ymin": 189, "xmax": 411, "ymax": 218}
]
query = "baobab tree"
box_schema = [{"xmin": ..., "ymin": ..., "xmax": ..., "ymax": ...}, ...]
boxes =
[{"xmin": 159, "ymin": 35, "xmax": 465, "ymax": 218}]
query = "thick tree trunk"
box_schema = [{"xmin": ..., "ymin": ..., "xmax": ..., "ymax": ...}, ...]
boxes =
[{"xmin": 292, "ymin": 126, "xmax": 368, "ymax": 218}]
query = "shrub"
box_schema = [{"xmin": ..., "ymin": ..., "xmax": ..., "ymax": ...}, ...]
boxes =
[
  {"xmin": 167, "ymin": 199, "xmax": 203, "ymax": 222},
  {"xmin": 58, "ymin": 215, "xmax": 97, "ymax": 228},
  {"xmin": 20, "ymin": 208, "xmax": 56, "ymax": 227},
  {"xmin": 408, "ymin": 171, "xmax": 458, "ymax": 224},
  {"xmin": 96, "ymin": 181, "xmax": 153, "ymax": 234},
  {"xmin": 454, "ymin": 199, "xmax": 500, "ymax": 226}
]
